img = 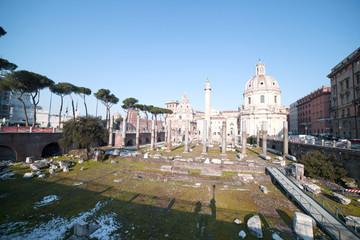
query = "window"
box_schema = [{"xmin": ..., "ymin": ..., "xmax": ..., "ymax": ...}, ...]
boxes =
[
  {"xmin": 347, "ymin": 108, "xmax": 350, "ymax": 116},
  {"xmin": 274, "ymin": 95, "xmax": 277, "ymax": 103},
  {"xmin": 346, "ymin": 94, "xmax": 350, "ymax": 103},
  {"xmin": 340, "ymin": 82, "xmax": 343, "ymax": 91},
  {"xmin": 346, "ymin": 80, "xmax": 349, "ymax": 89},
  {"xmin": 260, "ymin": 82, "xmax": 264, "ymax": 85},
  {"xmin": 248, "ymin": 97, "xmax": 251, "ymax": 104},
  {"xmin": 357, "ymin": 74, "xmax": 360, "ymax": 85},
  {"xmin": 260, "ymin": 95, "xmax": 265, "ymax": 103},
  {"xmin": 342, "ymin": 109, "xmax": 345, "ymax": 117}
]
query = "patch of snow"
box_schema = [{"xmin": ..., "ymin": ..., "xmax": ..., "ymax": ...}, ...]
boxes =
[
  {"xmin": 238, "ymin": 230, "xmax": 246, "ymax": 239},
  {"xmin": 73, "ymin": 182, "xmax": 84, "ymax": 186},
  {"xmin": 34, "ymin": 195, "xmax": 59, "ymax": 209},
  {"xmin": 0, "ymin": 201, "xmax": 111, "ymax": 240},
  {"xmin": 272, "ymin": 233, "xmax": 283, "ymax": 240},
  {"xmin": 90, "ymin": 212, "xmax": 121, "ymax": 240}
]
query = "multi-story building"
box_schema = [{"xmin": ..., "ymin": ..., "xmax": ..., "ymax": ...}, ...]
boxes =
[
  {"xmin": 328, "ymin": 47, "xmax": 360, "ymax": 139},
  {"xmin": 289, "ymin": 102, "xmax": 298, "ymax": 134},
  {"xmin": 297, "ymin": 86, "xmax": 331, "ymax": 135}
]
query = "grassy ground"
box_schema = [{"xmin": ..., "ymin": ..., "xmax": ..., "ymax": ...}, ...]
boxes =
[{"xmin": 0, "ymin": 154, "xmax": 332, "ymax": 239}]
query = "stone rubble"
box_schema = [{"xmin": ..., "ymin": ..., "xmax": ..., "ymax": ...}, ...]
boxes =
[
  {"xmin": 332, "ymin": 192, "xmax": 351, "ymax": 205},
  {"xmin": 247, "ymin": 215, "xmax": 263, "ymax": 238}
]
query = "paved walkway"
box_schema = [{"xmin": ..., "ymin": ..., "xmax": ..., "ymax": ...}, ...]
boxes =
[{"xmin": 266, "ymin": 167, "xmax": 360, "ymax": 240}]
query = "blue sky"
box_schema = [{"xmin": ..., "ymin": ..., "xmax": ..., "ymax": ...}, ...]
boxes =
[{"xmin": 1, "ymin": 0, "xmax": 360, "ymax": 119}]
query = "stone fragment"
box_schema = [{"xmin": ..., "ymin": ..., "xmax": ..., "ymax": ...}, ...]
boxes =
[
  {"xmin": 0, "ymin": 173, "xmax": 15, "ymax": 180},
  {"xmin": 332, "ymin": 192, "xmax": 351, "ymax": 205},
  {"xmin": 26, "ymin": 157, "xmax": 34, "ymax": 164},
  {"xmin": 59, "ymin": 160, "xmax": 74, "ymax": 169},
  {"xmin": 234, "ymin": 218, "xmax": 242, "ymax": 224},
  {"xmin": 78, "ymin": 159, "xmax": 84, "ymax": 164},
  {"xmin": 303, "ymin": 184, "xmax": 321, "ymax": 194},
  {"xmin": 291, "ymin": 163, "xmax": 304, "ymax": 180},
  {"xmin": 38, "ymin": 174, "xmax": 46, "ymax": 178},
  {"xmin": 23, "ymin": 172, "xmax": 34, "ymax": 178},
  {"xmin": 223, "ymin": 161, "xmax": 234, "ymax": 165},
  {"xmin": 186, "ymin": 158, "xmax": 193, "ymax": 162},
  {"xmin": 160, "ymin": 165, "xmax": 173, "ymax": 172},
  {"xmin": 237, "ymin": 153, "xmax": 244, "ymax": 160},
  {"xmin": 80, "ymin": 166, "xmax": 85, "ymax": 171},
  {"xmin": 259, "ymin": 154, "xmax": 271, "ymax": 160},
  {"xmin": 112, "ymin": 149, "xmax": 120, "ymax": 155},
  {"xmin": 144, "ymin": 152, "xmax": 150, "ymax": 159},
  {"xmin": 293, "ymin": 212, "xmax": 314, "ymax": 240},
  {"xmin": 110, "ymin": 160, "xmax": 116, "ymax": 164},
  {"xmin": 247, "ymin": 215, "xmax": 263, "ymax": 238},
  {"xmin": 172, "ymin": 167, "xmax": 190, "ymax": 175},
  {"xmin": 345, "ymin": 215, "xmax": 360, "ymax": 228},
  {"xmin": 49, "ymin": 168, "xmax": 56, "ymax": 174},
  {"xmin": 63, "ymin": 166, "xmax": 69, "ymax": 172},
  {"xmin": 74, "ymin": 219, "xmax": 89, "ymax": 237},
  {"xmin": 285, "ymin": 155, "xmax": 296, "ymax": 161},
  {"xmin": 238, "ymin": 230, "xmax": 246, "ymax": 239},
  {"xmin": 260, "ymin": 185, "xmax": 268, "ymax": 194},
  {"xmin": 238, "ymin": 173, "xmax": 254, "ymax": 182},
  {"xmin": 275, "ymin": 156, "xmax": 283, "ymax": 161},
  {"xmin": 204, "ymin": 158, "xmax": 210, "ymax": 164},
  {"xmin": 211, "ymin": 159, "xmax": 221, "ymax": 164},
  {"xmin": 280, "ymin": 160, "xmax": 286, "ymax": 167},
  {"xmin": 272, "ymin": 233, "xmax": 283, "ymax": 240}
]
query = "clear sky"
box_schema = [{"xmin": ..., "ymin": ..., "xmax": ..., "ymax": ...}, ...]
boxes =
[{"xmin": 1, "ymin": 0, "xmax": 360, "ymax": 119}]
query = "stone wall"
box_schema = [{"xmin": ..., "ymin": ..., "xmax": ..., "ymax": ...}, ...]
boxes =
[{"xmin": 267, "ymin": 139, "xmax": 360, "ymax": 181}]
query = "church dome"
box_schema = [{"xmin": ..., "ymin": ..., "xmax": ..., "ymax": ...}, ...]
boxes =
[{"xmin": 244, "ymin": 60, "xmax": 281, "ymax": 93}]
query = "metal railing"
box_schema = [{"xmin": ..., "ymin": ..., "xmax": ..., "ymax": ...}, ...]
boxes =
[{"xmin": 267, "ymin": 167, "xmax": 360, "ymax": 240}]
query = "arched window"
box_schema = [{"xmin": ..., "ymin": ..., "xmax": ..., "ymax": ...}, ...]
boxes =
[
  {"xmin": 260, "ymin": 95, "xmax": 265, "ymax": 103},
  {"xmin": 248, "ymin": 97, "xmax": 251, "ymax": 104},
  {"xmin": 274, "ymin": 95, "xmax": 277, "ymax": 103}
]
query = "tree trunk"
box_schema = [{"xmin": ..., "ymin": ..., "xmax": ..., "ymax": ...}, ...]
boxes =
[
  {"xmin": 11, "ymin": 91, "xmax": 29, "ymax": 127},
  {"xmin": 32, "ymin": 98, "xmax": 36, "ymax": 127},
  {"xmin": 69, "ymin": 94, "xmax": 75, "ymax": 120},
  {"xmin": 83, "ymin": 96, "xmax": 88, "ymax": 117},
  {"xmin": 59, "ymin": 96, "xmax": 63, "ymax": 128}
]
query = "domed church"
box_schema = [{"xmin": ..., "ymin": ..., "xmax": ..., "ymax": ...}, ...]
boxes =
[{"xmin": 239, "ymin": 60, "xmax": 287, "ymax": 136}]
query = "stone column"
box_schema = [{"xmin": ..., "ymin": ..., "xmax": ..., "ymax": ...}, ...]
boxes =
[
  {"xmin": 242, "ymin": 121, "xmax": 247, "ymax": 155},
  {"xmin": 122, "ymin": 118, "xmax": 126, "ymax": 147},
  {"xmin": 30, "ymin": 127, "xmax": 33, "ymax": 133},
  {"xmin": 283, "ymin": 121, "xmax": 288, "ymax": 156},
  {"xmin": 135, "ymin": 114, "xmax": 140, "ymax": 150},
  {"xmin": 150, "ymin": 120, "xmax": 155, "ymax": 150},
  {"xmin": 202, "ymin": 120, "xmax": 207, "ymax": 154},
  {"xmin": 256, "ymin": 126, "xmax": 260, "ymax": 148},
  {"xmin": 262, "ymin": 121, "xmax": 267, "ymax": 155},
  {"xmin": 221, "ymin": 120, "xmax": 226, "ymax": 155},
  {"xmin": 333, "ymin": 140, "xmax": 336, "ymax": 147},
  {"xmin": 167, "ymin": 120, "xmax": 172, "ymax": 151},
  {"xmin": 321, "ymin": 139, "xmax": 325, "ymax": 146},
  {"xmin": 108, "ymin": 116, "xmax": 114, "ymax": 147},
  {"xmin": 184, "ymin": 120, "xmax": 189, "ymax": 153},
  {"xmin": 208, "ymin": 125, "xmax": 212, "ymax": 144}
]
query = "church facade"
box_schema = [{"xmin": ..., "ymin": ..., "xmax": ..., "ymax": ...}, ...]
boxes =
[{"xmin": 239, "ymin": 60, "xmax": 287, "ymax": 136}]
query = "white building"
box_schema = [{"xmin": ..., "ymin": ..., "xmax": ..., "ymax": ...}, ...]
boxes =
[
  {"xmin": 36, "ymin": 108, "xmax": 72, "ymax": 128},
  {"xmin": 239, "ymin": 60, "xmax": 287, "ymax": 136},
  {"xmin": 289, "ymin": 102, "xmax": 298, "ymax": 134}
]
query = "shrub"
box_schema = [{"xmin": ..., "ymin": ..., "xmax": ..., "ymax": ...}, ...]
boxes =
[{"xmin": 298, "ymin": 151, "xmax": 348, "ymax": 183}]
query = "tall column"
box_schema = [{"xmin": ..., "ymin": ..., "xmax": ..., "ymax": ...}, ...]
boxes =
[
  {"xmin": 167, "ymin": 120, "xmax": 172, "ymax": 151},
  {"xmin": 150, "ymin": 120, "xmax": 155, "ymax": 150},
  {"xmin": 204, "ymin": 77, "xmax": 211, "ymax": 144},
  {"xmin": 108, "ymin": 116, "xmax": 114, "ymax": 146},
  {"xmin": 184, "ymin": 120, "xmax": 189, "ymax": 153},
  {"xmin": 262, "ymin": 121, "xmax": 268, "ymax": 155},
  {"xmin": 283, "ymin": 121, "xmax": 288, "ymax": 156},
  {"xmin": 242, "ymin": 121, "xmax": 247, "ymax": 155},
  {"xmin": 221, "ymin": 120, "xmax": 226, "ymax": 154},
  {"xmin": 122, "ymin": 118, "xmax": 126, "ymax": 147},
  {"xmin": 202, "ymin": 120, "xmax": 207, "ymax": 154},
  {"xmin": 256, "ymin": 126, "xmax": 260, "ymax": 148},
  {"xmin": 135, "ymin": 114, "xmax": 140, "ymax": 149}
]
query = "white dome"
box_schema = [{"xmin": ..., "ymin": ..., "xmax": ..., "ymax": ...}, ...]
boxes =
[{"xmin": 244, "ymin": 60, "xmax": 281, "ymax": 94}]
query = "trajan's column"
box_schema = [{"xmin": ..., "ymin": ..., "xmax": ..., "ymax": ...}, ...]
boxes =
[{"xmin": 204, "ymin": 77, "xmax": 211, "ymax": 142}]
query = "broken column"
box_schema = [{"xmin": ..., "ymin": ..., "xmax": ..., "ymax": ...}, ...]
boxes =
[
  {"xmin": 135, "ymin": 114, "xmax": 140, "ymax": 149},
  {"xmin": 283, "ymin": 121, "xmax": 288, "ymax": 156},
  {"xmin": 293, "ymin": 212, "xmax": 314, "ymax": 240},
  {"xmin": 108, "ymin": 116, "xmax": 114, "ymax": 147},
  {"xmin": 122, "ymin": 118, "xmax": 126, "ymax": 147},
  {"xmin": 262, "ymin": 121, "xmax": 267, "ymax": 155},
  {"xmin": 202, "ymin": 120, "xmax": 207, "ymax": 154},
  {"xmin": 167, "ymin": 120, "xmax": 172, "ymax": 151},
  {"xmin": 256, "ymin": 126, "xmax": 260, "ymax": 148},
  {"xmin": 242, "ymin": 121, "xmax": 247, "ymax": 155},
  {"xmin": 184, "ymin": 120, "xmax": 189, "ymax": 153},
  {"xmin": 221, "ymin": 120, "xmax": 226, "ymax": 155},
  {"xmin": 150, "ymin": 120, "xmax": 155, "ymax": 150}
]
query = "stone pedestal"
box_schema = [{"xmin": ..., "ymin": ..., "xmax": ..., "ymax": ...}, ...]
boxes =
[
  {"xmin": 184, "ymin": 120, "xmax": 189, "ymax": 153},
  {"xmin": 283, "ymin": 121, "xmax": 288, "ymax": 156},
  {"xmin": 262, "ymin": 121, "xmax": 267, "ymax": 155},
  {"xmin": 293, "ymin": 212, "xmax": 314, "ymax": 240},
  {"xmin": 135, "ymin": 114, "xmax": 140, "ymax": 149},
  {"xmin": 221, "ymin": 120, "xmax": 226, "ymax": 155}
]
